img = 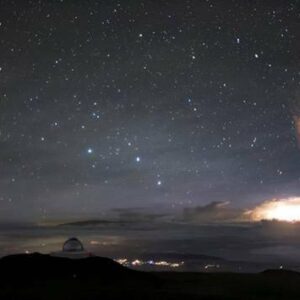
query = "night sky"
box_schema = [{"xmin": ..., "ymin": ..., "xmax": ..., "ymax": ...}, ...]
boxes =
[{"xmin": 0, "ymin": 0, "xmax": 299, "ymax": 224}]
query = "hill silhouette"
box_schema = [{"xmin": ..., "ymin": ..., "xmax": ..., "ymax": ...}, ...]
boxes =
[
  {"xmin": 0, "ymin": 253, "xmax": 155, "ymax": 283},
  {"xmin": 1, "ymin": 253, "xmax": 300, "ymax": 299}
]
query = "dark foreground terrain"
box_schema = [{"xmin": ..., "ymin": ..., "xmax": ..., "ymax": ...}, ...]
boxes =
[{"xmin": 1, "ymin": 253, "xmax": 300, "ymax": 299}]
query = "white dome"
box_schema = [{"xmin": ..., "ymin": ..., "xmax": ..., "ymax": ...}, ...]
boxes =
[{"xmin": 62, "ymin": 237, "xmax": 84, "ymax": 252}]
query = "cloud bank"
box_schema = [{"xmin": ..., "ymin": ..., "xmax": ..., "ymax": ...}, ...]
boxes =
[{"xmin": 246, "ymin": 197, "xmax": 300, "ymax": 222}]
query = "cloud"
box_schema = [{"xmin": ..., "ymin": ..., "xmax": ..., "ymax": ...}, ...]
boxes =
[
  {"xmin": 54, "ymin": 207, "xmax": 170, "ymax": 228},
  {"xmin": 245, "ymin": 197, "xmax": 300, "ymax": 222},
  {"xmin": 110, "ymin": 208, "xmax": 169, "ymax": 223},
  {"xmin": 47, "ymin": 198, "xmax": 300, "ymax": 229},
  {"xmin": 180, "ymin": 201, "xmax": 244, "ymax": 223}
]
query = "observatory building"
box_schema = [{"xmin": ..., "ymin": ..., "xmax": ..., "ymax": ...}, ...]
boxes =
[
  {"xmin": 51, "ymin": 237, "xmax": 93, "ymax": 258},
  {"xmin": 63, "ymin": 237, "xmax": 84, "ymax": 252}
]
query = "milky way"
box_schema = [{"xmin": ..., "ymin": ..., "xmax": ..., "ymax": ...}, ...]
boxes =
[{"xmin": 0, "ymin": 0, "xmax": 299, "ymax": 221}]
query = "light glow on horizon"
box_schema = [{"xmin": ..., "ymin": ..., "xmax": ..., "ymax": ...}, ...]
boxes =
[{"xmin": 247, "ymin": 197, "xmax": 300, "ymax": 222}]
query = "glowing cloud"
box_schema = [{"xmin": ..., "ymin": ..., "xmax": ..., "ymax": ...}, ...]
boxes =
[{"xmin": 246, "ymin": 197, "xmax": 300, "ymax": 222}]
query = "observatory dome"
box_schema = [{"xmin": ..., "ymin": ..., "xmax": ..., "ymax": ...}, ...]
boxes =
[{"xmin": 62, "ymin": 237, "xmax": 84, "ymax": 252}]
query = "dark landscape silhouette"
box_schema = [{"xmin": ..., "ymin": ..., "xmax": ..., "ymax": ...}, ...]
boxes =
[{"xmin": 1, "ymin": 252, "xmax": 300, "ymax": 299}]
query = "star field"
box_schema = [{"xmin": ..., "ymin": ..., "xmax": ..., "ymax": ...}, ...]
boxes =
[{"xmin": 0, "ymin": 0, "xmax": 299, "ymax": 221}]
